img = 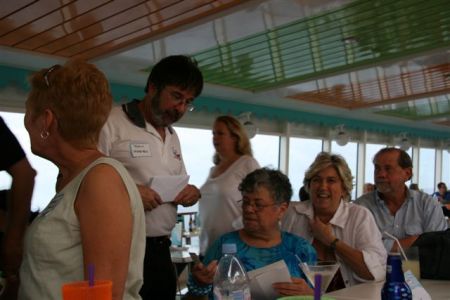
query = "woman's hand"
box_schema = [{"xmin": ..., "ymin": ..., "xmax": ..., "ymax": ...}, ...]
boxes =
[
  {"xmin": 310, "ymin": 218, "xmax": 375, "ymax": 280},
  {"xmin": 309, "ymin": 217, "xmax": 335, "ymax": 246},
  {"xmin": 191, "ymin": 260, "xmax": 218, "ymax": 286},
  {"xmin": 272, "ymin": 277, "xmax": 313, "ymax": 296}
]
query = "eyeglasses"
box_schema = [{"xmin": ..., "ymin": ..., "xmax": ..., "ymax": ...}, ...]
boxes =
[
  {"xmin": 44, "ymin": 65, "xmax": 61, "ymax": 87},
  {"xmin": 238, "ymin": 200, "xmax": 278, "ymax": 212},
  {"xmin": 167, "ymin": 89, "xmax": 195, "ymax": 112}
]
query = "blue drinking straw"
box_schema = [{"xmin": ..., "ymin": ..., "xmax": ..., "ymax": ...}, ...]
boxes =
[
  {"xmin": 88, "ymin": 264, "xmax": 95, "ymax": 287},
  {"xmin": 314, "ymin": 273, "xmax": 322, "ymax": 300}
]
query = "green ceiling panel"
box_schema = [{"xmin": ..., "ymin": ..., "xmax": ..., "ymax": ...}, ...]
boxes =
[
  {"xmin": 193, "ymin": 0, "xmax": 450, "ymax": 91},
  {"xmin": 2, "ymin": 64, "xmax": 449, "ymax": 140},
  {"xmin": 376, "ymin": 96, "xmax": 450, "ymax": 120}
]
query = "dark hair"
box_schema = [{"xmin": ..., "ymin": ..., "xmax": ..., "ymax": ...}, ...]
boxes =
[
  {"xmin": 373, "ymin": 147, "xmax": 412, "ymax": 169},
  {"xmin": 437, "ymin": 182, "xmax": 447, "ymax": 189},
  {"xmin": 299, "ymin": 186, "xmax": 309, "ymax": 201},
  {"xmin": 144, "ymin": 55, "xmax": 203, "ymax": 97},
  {"xmin": 239, "ymin": 168, "xmax": 292, "ymax": 205},
  {"xmin": 409, "ymin": 183, "xmax": 419, "ymax": 191}
]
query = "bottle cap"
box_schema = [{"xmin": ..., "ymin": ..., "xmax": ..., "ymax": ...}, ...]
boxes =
[{"xmin": 222, "ymin": 243, "xmax": 237, "ymax": 254}]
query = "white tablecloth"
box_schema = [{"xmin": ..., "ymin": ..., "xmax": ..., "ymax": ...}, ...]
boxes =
[{"xmin": 325, "ymin": 280, "xmax": 449, "ymax": 300}]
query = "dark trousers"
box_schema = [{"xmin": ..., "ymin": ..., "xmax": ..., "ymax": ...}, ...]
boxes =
[
  {"xmin": 139, "ymin": 236, "xmax": 176, "ymax": 300},
  {"xmin": 443, "ymin": 207, "xmax": 450, "ymax": 218}
]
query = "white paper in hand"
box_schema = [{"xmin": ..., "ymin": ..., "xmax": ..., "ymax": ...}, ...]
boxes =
[
  {"xmin": 247, "ymin": 260, "xmax": 292, "ymax": 300},
  {"xmin": 148, "ymin": 175, "xmax": 189, "ymax": 203}
]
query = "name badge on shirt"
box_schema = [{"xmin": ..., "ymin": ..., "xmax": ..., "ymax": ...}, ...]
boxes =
[{"xmin": 130, "ymin": 143, "xmax": 151, "ymax": 157}]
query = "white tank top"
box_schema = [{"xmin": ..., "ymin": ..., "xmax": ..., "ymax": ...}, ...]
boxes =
[{"xmin": 19, "ymin": 157, "xmax": 145, "ymax": 300}]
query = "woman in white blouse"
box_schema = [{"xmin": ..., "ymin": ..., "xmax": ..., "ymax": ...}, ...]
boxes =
[
  {"xmin": 276, "ymin": 152, "xmax": 386, "ymax": 295},
  {"xmin": 198, "ymin": 115, "xmax": 260, "ymax": 255}
]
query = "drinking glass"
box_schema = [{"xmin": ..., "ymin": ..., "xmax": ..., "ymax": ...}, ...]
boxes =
[{"xmin": 299, "ymin": 261, "xmax": 340, "ymax": 294}]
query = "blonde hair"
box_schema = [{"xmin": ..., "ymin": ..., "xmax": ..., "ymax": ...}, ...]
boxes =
[
  {"xmin": 28, "ymin": 59, "xmax": 112, "ymax": 147},
  {"xmin": 213, "ymin": 115, "xmax": 253, "ymax": 165},
  {"xmin": 303, "ymin": 152, "xmax": 354, "ymax": 201}
]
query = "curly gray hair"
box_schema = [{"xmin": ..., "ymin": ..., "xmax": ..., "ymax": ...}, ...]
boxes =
[{"xmin": 239, "ymin": 168, "xmax": 293, "ymax": 204}]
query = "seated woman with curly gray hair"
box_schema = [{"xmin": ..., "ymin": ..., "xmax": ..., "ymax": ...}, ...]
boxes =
[{"xmin": 187, "ymin": 168, "xmax": 316, "ymax": 299}]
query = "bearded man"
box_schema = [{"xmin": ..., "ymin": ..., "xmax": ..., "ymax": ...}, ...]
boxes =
[
  {"xmin": 355, "ymin": 147, "xmax": 447, "ymax": 252},
  {"xmin": 99, "ymin": 55, "xmax": 203, "ymax": 299}
]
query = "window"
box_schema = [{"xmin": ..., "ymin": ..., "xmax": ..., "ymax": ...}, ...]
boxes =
[
  {"xmin": 331, "ymin": 141, "xmax": 358, "ymax": 200},
  {"xmin": 252, "ymin": 134, "xmax": 280, "ymax": 169},
  {"xmin": 288, "ymin": 137, "xmax": 323, "ymax": 200},
  {"xmin": 442, "ymin": 150, "xmax": 450, "ymax": 187},
  {"xmin": 174, "ymin": 126, "xmax": 214, "ymax": 213},
  {"xmin": 418, "ymin": 147, "xmax": 436, "ymax": 194},
  {"xmin": 364, "ymin": 143, "xmax": 386, "ymax": 187},
  {"xmin": 175, "ymin": 127, "xmax": 214, "ymax": 187},
  {"xmin": 0, "ymin": 111, "xmax": 58, "ymax": 212}
]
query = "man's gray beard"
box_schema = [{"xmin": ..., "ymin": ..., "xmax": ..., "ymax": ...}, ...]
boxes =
[
  {"xmin": 150, "ymin": 94, "xmax": 166, "ymax": 126},
  {"xmin": 376, "ymin": 183, "xmax": 391, "ymax": 194}
]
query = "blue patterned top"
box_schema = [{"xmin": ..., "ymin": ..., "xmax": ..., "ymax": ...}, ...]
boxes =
[{"xmin": 187, "ymin": 230, "xmax": 317, "ymax": 297}]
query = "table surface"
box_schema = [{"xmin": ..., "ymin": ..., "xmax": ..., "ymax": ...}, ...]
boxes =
[
  {"xmin": 170, "ymin": 243, "xmax": 199, "ymax": 264},
  {"xmin": 325, "ymin": 279, "xmax": 449, "ymax": 300}
]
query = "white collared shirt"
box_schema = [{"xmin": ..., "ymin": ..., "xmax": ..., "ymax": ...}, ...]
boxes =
[
  {"xmin": 281, "ymin": 200, "xmax": 387, "ymax": 287},
  {"xmin": 355, "ymin": 189, "xmax": 448, "ymax": 251},
  {"xmin": 98, "ymin": 103, "xmax": 186, "ymax": 236}
]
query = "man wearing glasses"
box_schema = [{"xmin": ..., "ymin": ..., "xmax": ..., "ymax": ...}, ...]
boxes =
[{"xmin": 98, "ymin": 55, "xmax": 203, "ymax": 299}]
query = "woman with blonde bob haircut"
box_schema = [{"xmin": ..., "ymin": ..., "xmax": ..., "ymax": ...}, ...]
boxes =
[
  {"xmin": 199, "ymin": 115, "xmax": 260, "ymax": 255},
  {"xmin": 303, "ymin": 152, "xmax": 353, "ymax": 202},
  {"xmin": 276, "ymin": 152, "xmax": 386, "ymax": 296},
  {"xmin": 19, "ymin": 60, "xmax": 145, "ymax": 300}
]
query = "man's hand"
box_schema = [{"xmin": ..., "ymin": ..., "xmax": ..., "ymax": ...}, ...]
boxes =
[
  {"xmin": 137, "ymin": 185, "xmax": 162, "ymax": 211},
  {"xmin": 191, "ymin": 260, "xmax": 218, "ymax": 285},
  {"xmin": 272, "ymin": 277, "xmax": 313, "ymax": 296},
  {"xmin": 391, "ymin": 235, "xmax": 419, "ymax": 252},
  {"xmin": 174, "ymin": 185, "xmax": 201, "ymax": 207}
]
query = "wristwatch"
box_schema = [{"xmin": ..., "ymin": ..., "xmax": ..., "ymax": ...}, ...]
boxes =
[{"xmin": 329, "ymin": 238, "xmax": 339, "ymax": 251}]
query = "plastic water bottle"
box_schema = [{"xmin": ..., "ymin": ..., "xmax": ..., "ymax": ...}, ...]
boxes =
[
  {"xmin": 381, "ymin": 253, "xmax": 412, "ymax": 300},
  {"xmin": 213, "ymin": 243, "xmax": 251, "ymax": 300}
]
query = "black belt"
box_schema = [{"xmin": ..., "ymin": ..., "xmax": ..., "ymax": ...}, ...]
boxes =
[{"xmin": 146, "ymin": 236, "xmax": 170, "ymax": 245}]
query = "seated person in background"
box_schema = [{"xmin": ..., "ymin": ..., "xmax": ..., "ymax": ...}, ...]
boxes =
[
  {"xmin": 278, "ymin": 152, "xmax": 386, "ymax": 295},
  {"xmin": 188, "ymin": 168, "xmax": 317, "ymax": 298},
  {"xmin": 355, "ymin": 147, "xmax": 447, "ymax": 252},
  {"xmin": 409, "ymin": 183, "xmax": 419, "ymax": 191},
  {"xmin": 433, "ymin": 182, "xmax": 450, "ymax": 217},
  {"xmin": 433, "ymin": 182, "xmax": 450, "ymax": 202},
  {"xmin": 18, "ymin": 60, "xmax": 145, "ymax": 300},
  {"xmin": 363, "ymin": 183, "xmax": 375, "ymax": 194},
  {"xmin": 299, "ymin": 186, "xmax": 309, "ymax": 201}
]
